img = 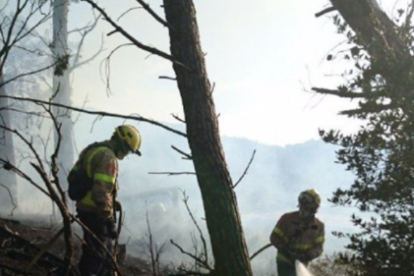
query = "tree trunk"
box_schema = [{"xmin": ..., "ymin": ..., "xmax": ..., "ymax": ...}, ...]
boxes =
[
  {"xmin": 329, "ymin": 0, "xmax": 413, "ymax": 77},
  {"xmin": 52, "ymin": 0, "xmax": 74, "ymax": 191},
  {"xmin": 163, "ymin": 1, "xmax": 253, "ymax": 276},
  {"xmin": 0, "ymin": 66, "xmax": 18, "ymax": 213}
]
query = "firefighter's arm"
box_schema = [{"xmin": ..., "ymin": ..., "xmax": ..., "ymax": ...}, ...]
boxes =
[
  {"xmin": 90, "ymin": 151, "xmax": 117, "ymax": 220},
  {"xmin": 270, "ymin": 214, "xmax": 290, "ymax": 252}
]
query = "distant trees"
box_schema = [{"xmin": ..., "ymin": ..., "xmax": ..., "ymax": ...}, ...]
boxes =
[
  {"xmin": 314, "ymin": 0, "xmax": 414, "ymax": 275},
  {"xmin": 0, "ymin": 0, "xmax": 54, "ymax": 212},
  {"xmin": 0, "ymin": 0, "xmax": 103, "ymax": 214}
]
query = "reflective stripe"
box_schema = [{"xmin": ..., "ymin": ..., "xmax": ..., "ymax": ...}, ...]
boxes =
[
  {"xmin": 273, "ymin": 226, "xmax": 289, "ymax": 242},
  {"xmin": 79, "ymin": 146, "xmax": 116, "ymax": 206},
  {"xmin": 315, "ymin": 235, "xmax": 325, "ymax": 244},
  {"xmin": 292, "ymin": 234, "xmax": 325, "ymax": 251},
  {"xmin": 277, "ymin": 252, "xmax": 294, "ymax": 265},
  {"xmin": 79, "ymin": 191, "xmax": 96, "ymax": 207},
  {"xmin": 94, "ymin": 173, "xmax": 115, "ymax": 184},
  {"xmin": 294, "ymin": 243, "xmax": 314, "ymax": 251}
]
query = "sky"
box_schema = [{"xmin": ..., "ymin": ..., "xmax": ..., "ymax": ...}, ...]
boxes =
[{"xmin": 66, "ymin": 0, "xmax": 368, "ymax": 146}]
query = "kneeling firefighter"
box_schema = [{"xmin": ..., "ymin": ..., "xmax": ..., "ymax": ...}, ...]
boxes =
[{"xmin": 68, "ymin": 125, "xmax": 142, "ymax": 276}]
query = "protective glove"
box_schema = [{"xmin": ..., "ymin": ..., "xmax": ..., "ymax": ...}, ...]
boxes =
[
  {"xmin": 279, "ymin": 246, "xmax": 293, "ymax": 259},
  {"xmin": 289, "ymin": 250, "xmax": 308, "ymax": 262},
  {"xmin": 114, "ymin": 199, "xmax": 122, "ymax": 212},
  {"xmin": 106, "ymin": 220, "xmax": 118, "ymax": 239}
]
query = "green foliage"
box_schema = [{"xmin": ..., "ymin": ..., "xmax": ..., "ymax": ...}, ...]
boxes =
[{"xmin": 319, "ymin": 3, "xmax": 414, "ymax": 276}]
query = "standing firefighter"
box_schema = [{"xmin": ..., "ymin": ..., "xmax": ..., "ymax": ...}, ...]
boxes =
[
  {"xmin": 68, "ymin": 125, "xmax": 142, "ymax": 276},
  {"xmin": 269, "ymin": 189, "xmax": 325, "ymax": 276}
]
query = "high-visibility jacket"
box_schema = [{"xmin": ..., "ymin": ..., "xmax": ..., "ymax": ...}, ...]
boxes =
[
  {"xmin": 75, "ymin": 141, "xmax": 118, "ymax": 221},
  {"xmin": 270, "ymin": 211, "xmax": 325, "ymax": 266}
]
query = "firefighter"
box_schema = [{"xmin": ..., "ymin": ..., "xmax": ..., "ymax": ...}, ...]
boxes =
[
  {"xmin": 73, "ymin": 125, "xmax": 142, "ymax": 276},
  {"xmin": 269, "ymin": 189, "xmax": 325, "ymax": 276}
]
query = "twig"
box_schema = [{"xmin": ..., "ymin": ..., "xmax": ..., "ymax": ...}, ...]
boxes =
[
  {"xmin": 171, "ymin": 113, "xmax": 185, "ymax": 123},
  {"xmin": 315, "ymin": 7, "xmax": 336, "ymax": 17},
  {"xmin": 148, "ymin": 171, "xmax": 196, "ymax": 176},
  {"xmin": 117, "ymin": 7, "xmax": 143, "ymax": 21},
  {"xmin": 233, "ymin": 149, "xmax": 256, "ymax": 188},
  {"xmin": 0, "ymin": 94, "xmax": 187, "ymax": 137},
  {"xmin": 82, "ymin": 0, "xmax": 185, "ymax": 67},
  {"xmin": 0, "ymin": 182, "xmax": 18, "ymax": 215},
  {"xmin": 159, "ymin": 75, "xmax": 177, "ymax": 81},
  {"xmin": 135, "ymin": 0, "xmax": 173, "ymax": 30},
  {"xmin": 170, "ymin": 239, "xmax": 213, "ymax": 271},
  {"xmin": 171, "ymin": 145, "xmax": 192, "ymax": 160}
]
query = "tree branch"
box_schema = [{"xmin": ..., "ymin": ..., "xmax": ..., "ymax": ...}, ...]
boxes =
[
  {"xmin": 135, "ymin": 0, "xmax": 173, "ymax": 30},
  {"xmin": 0, "ymin": 94, "xmax": 187, "ymax": 137},
  {"xmin": 233, "ymin": 149, "xmax": 256, "ymax": 188},
  {"xmin": 315, "ymin": 6, "xmax": 336, "ymax": 17},
  {"xmin": 81, "ymin": 0, "xmax": 185, "ymax": 67},
  {"xmin": 312, "ymin": 87, "xmax": 365, "ymax": 98},
  {"xmin": 171, "ymin": 145, "xmax": 192, "ymax": 160}
]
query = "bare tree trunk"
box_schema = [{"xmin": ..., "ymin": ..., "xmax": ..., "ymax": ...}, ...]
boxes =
[
  {"xmin": 0, "ymin": 66, "xmax": 18, "ymax": 213},
  {"xmin": 163, "ymin": 1, "xmax": 253, "ymax": 276},
  {"xmin": 52, "ymin": 0, "xmax": 74, "ymax": 192}
]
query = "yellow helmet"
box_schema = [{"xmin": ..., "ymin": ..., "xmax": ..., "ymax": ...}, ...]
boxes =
[
  {"xmin": 298, "ymin": 189, "xmax": 321, "ymax": 207},
  {"xmin": 115, "ymin": 125, "xmax": 142, "ymax": 155}
]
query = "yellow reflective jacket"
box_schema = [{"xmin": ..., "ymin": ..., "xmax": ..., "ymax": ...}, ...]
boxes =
[
  {"xmin": 270, "ymin": 211, "xmax": 325, "ymax": 266},
  {"xmin": 75, "ymin": 141, "xmax": 118, "ymax": 221}
]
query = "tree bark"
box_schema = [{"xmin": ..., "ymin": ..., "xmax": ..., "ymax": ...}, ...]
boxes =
[
  {"xmin": 52, "ymin": 0, "xmax": 74, "ymax": 191},
  {"xmin": 163, "ymin": 1, "xmax": 253, "ymax": 276},
  {"xmin": 329, "ymin": 0, "xmax": 413, "ymax": 77}
]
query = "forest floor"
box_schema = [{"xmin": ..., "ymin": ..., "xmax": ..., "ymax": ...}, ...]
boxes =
[{"xmin": 0, "ymin": 213, "xmax": 157, "ymax": 276}]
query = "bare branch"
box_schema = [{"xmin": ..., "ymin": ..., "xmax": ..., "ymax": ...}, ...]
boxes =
[
  {"xmin": 0, "ymin": 157, "xmax": 50, "ymax": 197},
  {"xmin": 135, "ymin": 0, "xmax": 173, "ymax": 30},
  {"xmin": 233, "ymin": 149, "xmax": 256, "ymax": 188},
  {"xmin": 315, "ymin": 6, "xmax": 336, "ymax": 17},
  {"xmin": 0, "ymin": 94, "xmax": 187, "ymax": 137},
  {"xmin": 0, "ymin": 61, "xmax": 57, "ymax": 89},
  {"xmin": 117, "ymin": 7, "xmax": 143, "ymax": 21},
  {"xmin": 170, "ymin": 240, "xmax": 212, "ymax": 272},
  {"xmin": 171, "ymin": 113, "xmax": 185, "ymax": 123},
  {"xmin": 171, "ymin": 145, "xmax": 192, "ymax": 160},
  {"xmin": 181, "ymin": 191, "xmax": 210, "ymax": 269},
  {"xmin": 159, "ymin": 75, "xmax": 177, "ymax": 81},
  {"xmin": 81, "ymin": 0, "xmax": 184, "ymax": 66},
  {"xmin": 0, "ymin": 182, "xmax": 18, "ymax": 215},
  {"xmin": 69, "ymin": 13, "xmax": 103, "ymax": 71},
  {"xmin": 100, "ymin": 43, "xmax": 134, "ymax": 96},
  {"xmin": 148, "ymin": 171, "xmax": 195, "ymax": 176}
]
